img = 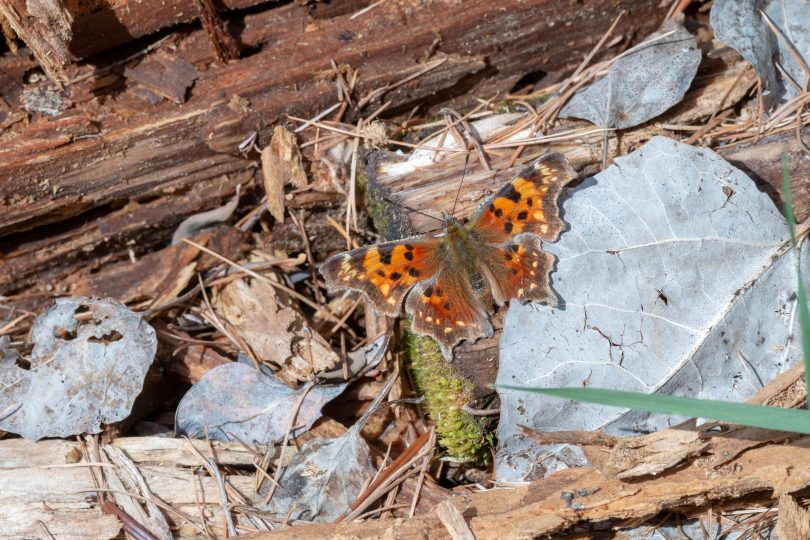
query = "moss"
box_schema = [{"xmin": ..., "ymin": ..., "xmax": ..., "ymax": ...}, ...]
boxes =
[
  {"xmin": 362, "ymin": 151, "xmax": 411, "ymax": 241},
  {"xmin": 406, "ymin": 332, "xmax": 492, "ymax": 464}
]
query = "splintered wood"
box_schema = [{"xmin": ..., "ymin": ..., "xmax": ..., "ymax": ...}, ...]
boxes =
[{"xmin": 0, "ymin": 0, "xmax": 72, "ymax": 85}]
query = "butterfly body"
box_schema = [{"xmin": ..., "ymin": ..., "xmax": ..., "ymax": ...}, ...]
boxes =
[
  {"xmin": 321, "ymin": 153, "xmax": 577, "ymax": 358},
  {"xmin": 438, "ymin": 214, "xmax": 486, "ymax": 278}
]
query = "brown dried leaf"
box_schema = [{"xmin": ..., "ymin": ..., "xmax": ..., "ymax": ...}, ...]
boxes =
[
  {"xmin": 262, "ymin": 126, "xmax": 307, "ymax": 222},
  {"xmin": 212, "ymin": 278, "xmax": 339, "ymax": 382}
]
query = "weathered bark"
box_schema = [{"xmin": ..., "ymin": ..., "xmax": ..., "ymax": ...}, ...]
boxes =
[
  {"xmin": 67, "ymin": 0, "xmax": 278, "ymax": 58},
  {"xmin": 0, "ymin": 0, "xmax": 670, "ymax": 307}
]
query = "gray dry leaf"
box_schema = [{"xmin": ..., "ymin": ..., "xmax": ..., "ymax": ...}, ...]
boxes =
[
  {"xmin": 212, "ymin": 277, "xmax": 340, "ymax": 382},
  {"xmin": 255, "ymin": 368, "xmax": 396, "ymax": 522},
  {"xmin": 560, "ymin": 18, "xmax": 701, "ymax": 130},
  {"xmin": 257, "ymin": 425, "xmax": 374, "ymax": 522},
  {"xmin": 0, "ymin": 297, "xmax": 156, "ymax": 440},
  {"xmin": 174, "ymin": 336, "xmax": 386, "ymax": 444},
  {"xmin": 174, "ymin": 362, "xmax": 347, "ymax": 444},
  {"xmin": 496, "ymin": 136, "xmax": 808, "ymax": 481},
  {"xmin": 711, "ymin": 0, "xmax": 810, "ymax": 109},
  {"xmin": 262, "ymin": 125, "xmax": 308, "ymax": 222}
]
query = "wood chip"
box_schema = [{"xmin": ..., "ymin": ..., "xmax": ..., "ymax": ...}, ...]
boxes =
[
  {"xmin": 436, "ymin": 500, "xmax": 476, "ymax": 540},
  {"xmin": 125, "ymin": 56, "xmax": 199, "ymax": 104},
  {"xmin": 262, "ymin": 126, "xmax": 308, "ymax": 222},
  {"xmin": 777, "ymin": 493, "xmax": 810, "ymax": 539}
]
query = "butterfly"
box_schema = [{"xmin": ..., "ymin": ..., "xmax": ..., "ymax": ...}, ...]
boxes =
[{"xmin": 320, "ymin": 153, "xmax": 576, "ymax": 358}]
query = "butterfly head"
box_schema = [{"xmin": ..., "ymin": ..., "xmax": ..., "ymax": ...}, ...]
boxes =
[{"xmin": 441, "ymin": 210, "xmax": 463, "ymax": 231}]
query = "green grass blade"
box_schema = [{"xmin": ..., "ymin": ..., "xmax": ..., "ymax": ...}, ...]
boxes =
[
  {"xmin": 782, "ymin": 153, "xmax": 810, "ymax": 392},
  {"xmin": 497, "ymin": 385, "xmax": 810, "ymax": 434}
]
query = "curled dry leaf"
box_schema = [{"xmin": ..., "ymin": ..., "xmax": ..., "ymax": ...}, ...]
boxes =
[
  {"xmin": 560, "ymin": 18, "xmax": 701, "ymax": 130},
  {"xmin": 175, "ymin": 336, "xmax": 387, "ymax": 444},
  {"xmin": 0, "ymin": 297, "xmax": 156, "ymax": 440},
  {"xmin": 171, "ymin": 184, "xmax": 240, "ymax": 244},
  {"xmin": 262, "ymin": 125, "xmax": 308, "ymax": 222},
  {"xmin": 496, "ymin": 136, "xmax": 809, "ymax": 481},
  {"xmin": 256, "ymin": 368, "xmax": 397, "ymax": 523},
  {"xmin": 174, "ymin": 361, "xmax": 348, "ymax": 444},
  {"xmin": 711, "ymin": 0, "xmax": 810, "ymax": 109},
  {"xmin": 212, "ymin": 277, "xmax": 340, "ymax": 383}
]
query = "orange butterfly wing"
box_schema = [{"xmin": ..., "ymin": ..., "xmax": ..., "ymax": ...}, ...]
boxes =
[
  {"xmin": 405, "ymin": 268, "xmax": 492, "ymax": 357},
  {"xmin": 480, "ymin": 237, "xmax": 559, "ymax": 307},
  {"xmin": 470, "ymin": 153, "xmax": 576, "ymax": 243},
  {"xmin": 320, "ymin": 238, "xmax": 441, "ymax": 316}
]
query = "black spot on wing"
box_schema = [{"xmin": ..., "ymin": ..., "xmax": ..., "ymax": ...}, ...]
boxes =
[
  {"xmin": 505, "ymin": 185, "xmax": 521, "ymax": 202},
  {"xmin": 379, "ymin": 248, "xmax": 393, "ymax": 265}
]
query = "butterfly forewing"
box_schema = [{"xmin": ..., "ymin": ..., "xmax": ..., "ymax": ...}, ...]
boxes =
[
  {"xmin": 405, "ymin": 268, "xmax": 492, "ymax": 355},
  {"xmin": 470, "ymin": 153, "xmax": 576, "ymax": 244},
  {"xmin": 320, "ymin": 239, "xmax": 441, "ymax": 316}
]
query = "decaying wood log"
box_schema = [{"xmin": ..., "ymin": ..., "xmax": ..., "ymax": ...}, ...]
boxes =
[
  {"xmin": 0, "ymin": 437, "xmax": 269, "ymax": 538},
  {"xmin": 68, "ymin": 0, "xmax": 277, "ymax": 58},
  {"xmin": 0, "ymin": 0, "xmax": 670, "ymax": 308}
]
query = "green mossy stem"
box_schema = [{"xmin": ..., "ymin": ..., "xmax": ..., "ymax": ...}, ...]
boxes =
[{"xmin": 406, "ymin": 332, "xmax": 492, "ymax": 464}]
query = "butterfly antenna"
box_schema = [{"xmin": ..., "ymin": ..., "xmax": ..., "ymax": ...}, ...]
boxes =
[
  {"xmin": 450, "ymin": 153, "xmax": 471, "ymax": 218},
  {"xmin": 382, "ymin": 196, "xmax": 445, "ymax": 224}
]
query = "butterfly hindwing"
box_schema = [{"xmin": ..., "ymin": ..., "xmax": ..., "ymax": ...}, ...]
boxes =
[
  {"xmin": 320, "ymin": 238, "xmax": 441, "ymax": 316},
  {"xmin": 405, "ymin": 268, "xmax": 492, "ymax": 356},
  {"xmin": 482, "ymin": 236, "xmax": 558, "ymax": 307},
  {"xmin": 470, "ymin": 153, "xmax": 576, "ymax": 243}
]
